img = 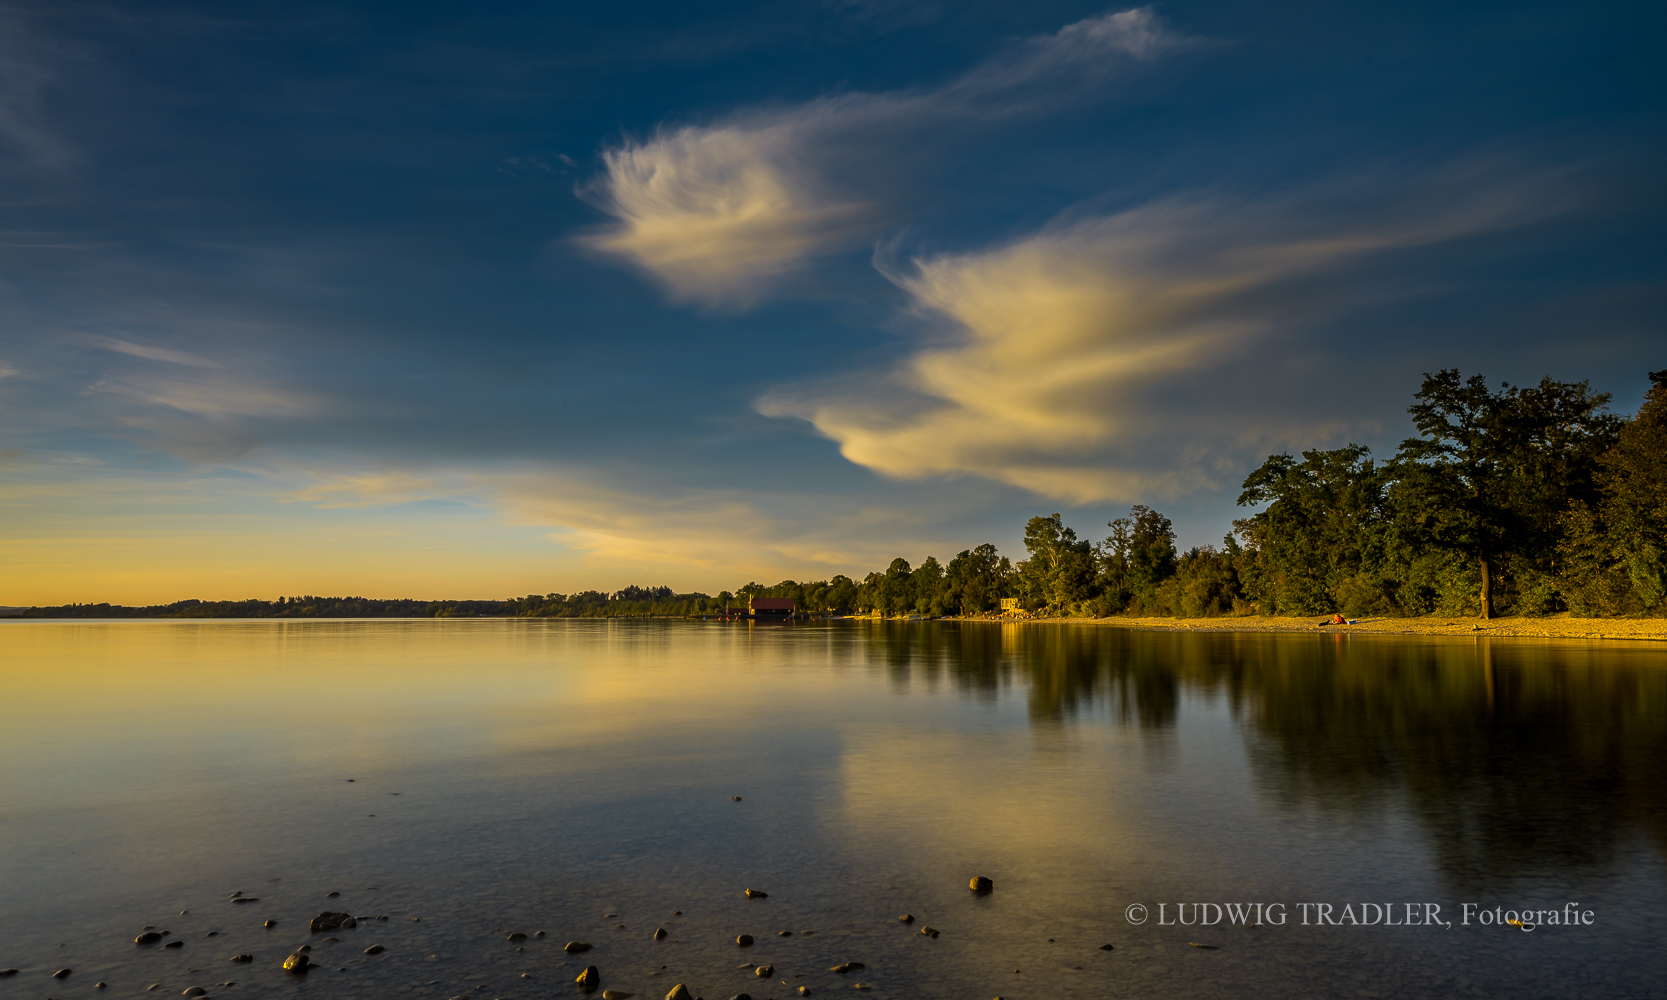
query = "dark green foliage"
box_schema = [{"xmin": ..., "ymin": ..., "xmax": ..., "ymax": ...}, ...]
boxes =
[
  {"xmin": 943, "ymin": 544, "xmax": 1013, "ymax": 615},
  {"xmin": 1019, "ymin": 514, "xmax": 1097, "ymax": 613},
  {"xmin": 1561, "ymin": 371, "xmax": 1667, "ymax": 614},
  {"xmin": 1233, "ymin": 369, "xmax": 1652, "ymax": 618},
  {"xmin": 1234, "ymin": 445, "xmax": 1391, "ymax": 616},
  {"xmin": 1390, "ymin": 369, "xmax": 1621, "ymax": 617}
]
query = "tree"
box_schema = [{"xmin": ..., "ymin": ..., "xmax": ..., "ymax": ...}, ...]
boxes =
[
  {"xmin": 1235, "ymin": 445, "xmax": 1389, "ymax": 615},
  {"xmin": 945, "ymin": 544, "xmax": 1010, "ymax": 615},
  {"xmin": 1562, "ymin": 370, "xmax": 1667, "ymax": 613},
  {"xmin": 912, "ymin": 556, "xmax": 948, "ymax": 615},
  {"xmin": 1022, "ymin": 514, "xmax": 1096, "ymax": 613},
  {"xmin": 1392, "ymin": 370, "xmax": 1621, "ymax": 617}
]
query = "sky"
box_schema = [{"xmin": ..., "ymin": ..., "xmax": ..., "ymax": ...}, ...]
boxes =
[{"xmin": 1, "ymin": 0, "xmax": 1662, "ymax": 605}]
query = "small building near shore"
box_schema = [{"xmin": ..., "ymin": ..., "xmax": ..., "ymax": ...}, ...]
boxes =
[{"xmin": 750, "ymin": 597, "xmax": 796, "ymax": 620}]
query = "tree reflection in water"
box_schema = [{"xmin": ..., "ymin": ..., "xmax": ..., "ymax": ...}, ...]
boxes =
[{"xmin": 852, "ymin": 622, "xmax": 1667, "ymax": 890}]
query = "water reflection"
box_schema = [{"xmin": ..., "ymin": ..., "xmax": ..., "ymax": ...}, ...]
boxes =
[{"xmin": 850, "ymin": 622, "xmax": 1667, "ymax": 887}]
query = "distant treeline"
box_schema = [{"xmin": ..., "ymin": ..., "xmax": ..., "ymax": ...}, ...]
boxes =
[{"xmin": 18, "ymin": 369, "xmax": 1664, "ymax": 621}]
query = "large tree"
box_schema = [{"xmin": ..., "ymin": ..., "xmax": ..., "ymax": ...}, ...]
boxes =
[
  {"xmin": 1097, "ymin": 506, "xmax": 1177, "ymax": 613},
  {"xmin": 945, "ymin": 543, "xmax": 1011, "ymax": 615},
  {"xmin": 1022, "ymin": 513, "xmax": 1097, "ymax": 613},
  {"xmin": 1235, "ymin": 445, "xmax": 1388, "ymax": 615},
  {"xmin": 1392, "ymin": 370, "xmax": 1621, "ymax": 618}
]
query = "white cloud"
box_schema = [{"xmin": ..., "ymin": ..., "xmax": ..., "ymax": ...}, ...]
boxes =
[
  {"xmin": 579, "ymin": 123, "xmax": 871, "ymax": 306},
  {"xmin": 580, "ymin": 7, "xmax": 1190, "ymax": 307},
  {"xmin": 761, "ymin": 172, "xmax": 1564, "ymax": 504}
]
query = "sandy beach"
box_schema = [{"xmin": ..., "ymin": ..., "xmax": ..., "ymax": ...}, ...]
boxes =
[{"xmin": 994, "ymin": 613, "xmax": 1667, "ymax": 642}]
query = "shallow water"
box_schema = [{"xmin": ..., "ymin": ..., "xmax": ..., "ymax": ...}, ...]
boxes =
[{"xmin": 2, "ymin": 620, "xmax": 1664, "ymax": 1000}]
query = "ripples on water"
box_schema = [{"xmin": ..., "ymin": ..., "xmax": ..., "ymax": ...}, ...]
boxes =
[{"xmin": 1, "ymin": 620, "xmax": 1663, "ymax": 999}]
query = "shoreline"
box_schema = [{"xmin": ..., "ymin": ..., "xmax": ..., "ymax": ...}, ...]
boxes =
[{"xmin": 956, "ymin": 613, "xmax": 1667, "ymax": 642}]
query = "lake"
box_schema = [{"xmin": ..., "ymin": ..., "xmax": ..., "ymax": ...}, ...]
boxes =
[{"xmin": 2, "ymin": 620, "xmax": 1663, "ymax": 1000}]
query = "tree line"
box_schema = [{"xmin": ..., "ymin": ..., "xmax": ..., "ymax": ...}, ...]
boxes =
[
  {"xmin": 740, "ymin": 369, "xmax": 1665, "ymax": 620},
  {"xmin": 16, "ymin": 369, "xmax": 1662, "ymax": 621}
]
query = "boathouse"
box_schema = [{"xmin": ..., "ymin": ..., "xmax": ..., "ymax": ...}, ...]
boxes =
[{"xmin": 750, "ymin": 597, "xmax": 796, "ymax": 620}]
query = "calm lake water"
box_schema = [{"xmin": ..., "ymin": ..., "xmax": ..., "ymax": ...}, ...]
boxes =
[{"xmin": 2, "ymin": 620, "xmax": 1664, "ymax": 1000}]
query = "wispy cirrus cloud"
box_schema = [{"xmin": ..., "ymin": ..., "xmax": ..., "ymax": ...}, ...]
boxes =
[
  {"xmin": 579, "ymin": 7, "xmax": 1193, "ymax": 306},
  {"xmin": 87, "ymin": 335, "xmax": 220, "ymax": 368},
  {"xmin": 281, "ymin": 460, "xmax": 998, "ymax": 582},
  {"xmin": 760, "ymin": 166, "xmax": 1570, "ymax": 504}
]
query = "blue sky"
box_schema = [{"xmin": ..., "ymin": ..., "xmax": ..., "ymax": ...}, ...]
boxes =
[{"xmin": 1, "ymin": 0, "xmax": 1662, "ymax": 603}]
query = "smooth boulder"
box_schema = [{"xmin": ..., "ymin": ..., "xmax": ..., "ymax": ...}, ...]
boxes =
[
  {"xmin": 664, "ymin": 986, "xmax": 693, "ymax": 1000},
  {"xmin": 969, "ymin": 876, "xmax": 993, "ymax": 892},
  {"xmin": 735, "ymin": 935, "xmax": 753, "ymax": 947},
  {"xmin": 363, "ymin": 945, "xmax": 385, "ymax": 955},
  {"xmin": 309, "ymin": 912, "xmax": 357, "ymax": 933},
  {"xmin": 565, "ymin": 941, "xmax": 593, "ymax": 954},
  {"xmin": 282, "ymin": 953, "xmax": 310, "ymax": 974},
  {"xmin": 575, "ymin": 966, "xmax": 599, "ymax": 991},
  {"xmin": 136, "ymin": 932, "xmax": 164, "ymax": 944}
]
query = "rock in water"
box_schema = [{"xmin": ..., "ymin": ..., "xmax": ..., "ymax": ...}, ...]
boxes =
[
  {"xmin": 744, "ymin": 889, "xmax": 767, "ymax": 898},
  {"xmin": 828, "ymin": 963, "xmax": 864, "ymax": 974},
  {"xmin": 754, "ymin": 965, "xmax": 774, "ymax": 978},
  {"xmin": 798, "ymin": 988, "xmax": 811, "ymax": 996},
  {"xmin": 603, "ymin": 992, "xmax": 635, "ymax": 1000},
  {"xmin": 310, "ymin": 913, "xmax": 356, "ymax": 932},
  {"xmin": 137, "ymin": 932, "xmax": 164, "ymax": 944},
  {"xmin": 735, "ymin": 935, "xmax": 753, "ymax": 947},
  {"xmin": 0, "ymin": 970, "xmax": 17, "ymax": 978},
  {"xmin": 52, "ymin": 970, "xmax": 72, "ymax": 979},
  {"xmin": 919, "ymin": 926, "xmax": 939, "ymax": 938},
  {"xmin": 94, "ymin": 983, "xmax": 108, "ymax": 989},
  {"xmin": 564, "ymin": 942, "xmax": 593, "ymax": 954},
  {"xmin": 507, "ymin": 933, "xmax": 526, "ymax": 941},
  {"xmin": 1098, "ymin": 944, "xmax": 1114, "ymax": 951},
  {"xmin": 969, "ymin": 876, "xmax": 993, "ymax": 892},
  {"xmin": 262, "ymin": 921, "xmax": 277, "ymax": 929},
  {"xmin": 574, "ymin": 966, "xmax": 599, "ymax": 991},
  {"xmin": 229, "ymin": 955, "xmax": 253, "ymax": 963},
  {"xmin": 728, "ymin": 995, "xmax": 752, "ymax": 1000},
  {"xmin": 363, "ymin": 945, "xmax": 385, "ymax": 955},
  {"xmin": 777, "ymin": 931, "xmax": 792, "ymax": 937},
  {"xmin": 165, "ymin": 941, "xmax": 184, "ymax": 949},
  {"xmin": 663, "ymin": 986, "xmax": 692, "ymax": 1000},
  {"xmin": 1187, "ymin": 942, "xmax": 1218, "ymax": 950},
  {"xmin": 184, "ymin": 988, "xmax": 207, "ymax": 996},
  {"xmin": 282, "ymin": 953, "xmax": 310, "ymax": 973},
  {"xmin": 231, "ymin": 898, "xmax": 258, "ymax": 904},
  {"xmin": 897, "ymin": 914, "xmax": 913, "ymax": 923},
  {"xmin": 534, "ymin": 931, "xmax": 546, "ymax": 938},
  {"xmin": 652, "ymin": 928, "xmax": 667, "ymax": 941}
]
